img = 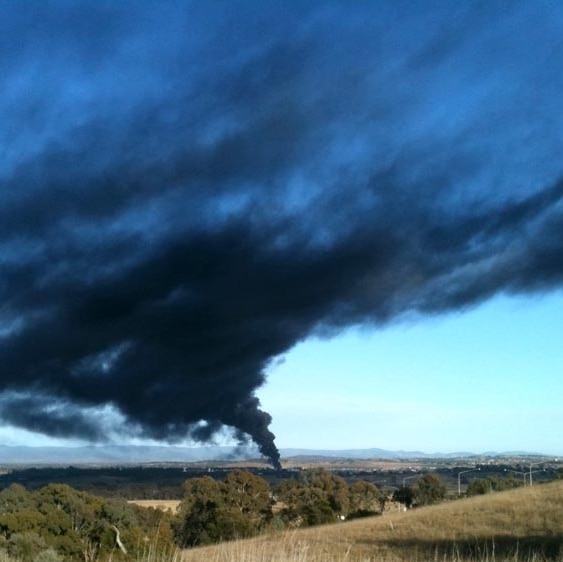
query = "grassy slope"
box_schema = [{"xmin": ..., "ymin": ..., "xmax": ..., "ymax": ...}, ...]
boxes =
[
  {"xmin": 128, "ymin": 499, "xmax": 181, "ymax": 513},
  {"xmin": 181, "ymin": 480, "xmax": 563, "ymax": 562}
]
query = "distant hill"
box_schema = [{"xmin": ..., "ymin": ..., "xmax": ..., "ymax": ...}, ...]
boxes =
[
  {"xmin": 0, "ymin": 444, "xmax": 549, "ymax": 465},
  {"xmin": 0, "ymin": 444, "xmax": 255, "ymax": 465},
  {"xmin": 280, "ymin": 447, "xmax": 547, "ymax": 459},
  {"xmin": 279, "ymin": 447, "xmax": 477, "ymax": 459}
]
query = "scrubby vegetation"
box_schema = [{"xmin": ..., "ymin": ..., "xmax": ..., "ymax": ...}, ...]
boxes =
[
  {"xmin": 172, "ymin": 469, "xmax": 384, "ymax": 547},
  {"xmin": 466, "ymin": 475, "xmax": 523, "ymax": 496},
  {"xmin": 0, "ymin": 483, "xmax": 174, "ymax": 562},
  {"xmin": 391, "ymin": 472, "xmax": 447, "ymax": 509},
  {"xmin": 172, "ymin": 471, "xmax": 272, "ymax": 546},
  {"xmin": 183, "ymin": 480, "xmax": 563, "ymax": 562},
  {"xmin": 2, "ymin": 469, "xmax": 561, "ymax": 561},
  {"xmin": 0, "ymin": 468, "xmax": 386, "ymax": 559}
]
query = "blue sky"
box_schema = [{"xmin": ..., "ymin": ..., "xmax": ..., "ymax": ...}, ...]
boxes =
[
  {"xmin": 1, "ymin": 2, "xmax": 563, "ymax": 463},
  {"xmin": 260, "ymin": 292, "xmax": 563, "ymax": 454}
]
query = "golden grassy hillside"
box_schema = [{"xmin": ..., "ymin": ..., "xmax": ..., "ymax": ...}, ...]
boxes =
[{"xmin": 181, "ymin": 480, "xmax": 563, "ymax": 562}]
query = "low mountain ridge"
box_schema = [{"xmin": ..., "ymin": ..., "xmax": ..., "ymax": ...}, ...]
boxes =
[{"xmin": 0, "ymin": 444, "xmax": 549, "ymax": 465}]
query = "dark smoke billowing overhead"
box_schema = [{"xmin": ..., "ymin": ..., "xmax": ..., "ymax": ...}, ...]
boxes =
[{"xmin": 1, "ymin": 2, "xmax": 563, "ymax": 466}]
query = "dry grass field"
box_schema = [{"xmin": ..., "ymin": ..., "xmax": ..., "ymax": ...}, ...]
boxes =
[
  {"xmin": 279, "ymin": 459, "xmax": 425, "ymax": 471},
  {"xmin": 129, "ymin": 499, "xmax": 181, "ymax": 513},
  {"xmin": 180, "ymin": 480, "xmax": 563, "ymax": 562}
]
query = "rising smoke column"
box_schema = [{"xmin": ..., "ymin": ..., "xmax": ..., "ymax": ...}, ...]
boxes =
[{"xmin": 0, "ymin": 2, "xmax": 563, "ymax": 466}]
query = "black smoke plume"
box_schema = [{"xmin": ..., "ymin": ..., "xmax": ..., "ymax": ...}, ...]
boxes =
[{"xmin": 1, "ymin": 2, "xmax": 563, "ymax": 466}]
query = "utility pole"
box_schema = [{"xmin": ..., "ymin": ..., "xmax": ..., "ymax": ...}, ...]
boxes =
[{"xmin": 457, "ymin": 467, "xmax": 481, "ymax": 496}]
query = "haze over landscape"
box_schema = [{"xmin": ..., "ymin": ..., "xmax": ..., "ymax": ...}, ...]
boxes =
[{"xmin": 1, "ymin": 1, "xmax": 562, "ymax": 463}]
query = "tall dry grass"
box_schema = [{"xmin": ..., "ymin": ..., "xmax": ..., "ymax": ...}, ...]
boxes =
[{"xmin": 179, "ymin": 480, "xmax": 563, "ymax": 562}]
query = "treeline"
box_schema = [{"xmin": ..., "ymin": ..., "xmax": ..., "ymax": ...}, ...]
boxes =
[
  {"xmin": 466, "ymin": 475, "xmax": 523, "ymax": 496},
  {"xmin": 0, "ymin": 470, "xmax": 387, "ymax": 557},
  {"xmin": 173, "ymin": 468, "xmax": 385, "ymax": 547},
  {"xmin": 391, "ymin": 473, "xmax": 447, "ymax": 509},
  {"xmin": 4, "ymin": 468, "xmax": 528, "ymax": 558},
  {"xmin": 0, "ymin": 467, "xmax": 188, "ymax": 499},
  {"xmin": 0, "ymin": 483, "xmax": 174, "ymax": 562}
]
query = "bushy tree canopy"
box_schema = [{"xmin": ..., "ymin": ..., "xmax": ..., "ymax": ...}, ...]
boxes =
[
  {"xmin": 414, "ymin": 474, "xmax": 447, "ymax": 506},
  {"xmin": 0, "ymin": 484, "xmax": 173, "ymax": 562},
  {"xmin": 393, "ymin": 486, "xmax": 415, "ymax": 509},
  {"xmin": 174, "ymin": 471, "xmax": 272, "ymax": 547},
  {"xmin": 466, "ymin": 476, "xmax": 522, "ymax": 496},
  {"xmin": 348, "ymin": 481, "xmax": 381, "ymax": 516}
]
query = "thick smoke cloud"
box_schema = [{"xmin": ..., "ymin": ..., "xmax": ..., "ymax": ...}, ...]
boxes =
[{"xmin": 1, "ymin": 2, "xmax": 563, "ymax": 466}]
